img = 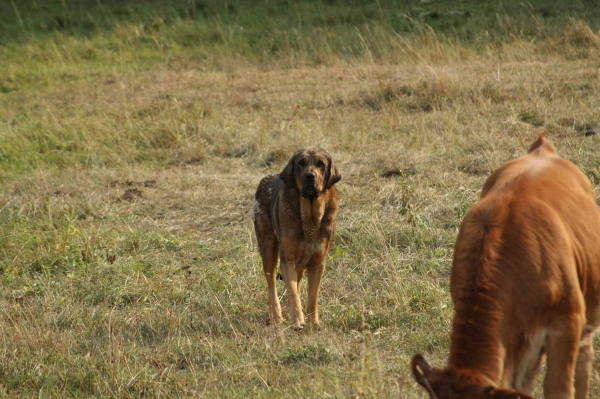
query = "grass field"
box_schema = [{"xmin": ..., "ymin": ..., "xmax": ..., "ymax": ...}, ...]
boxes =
[{"xmin": 2, "ymin": 0, "xmax": 600, "ymax": 397}]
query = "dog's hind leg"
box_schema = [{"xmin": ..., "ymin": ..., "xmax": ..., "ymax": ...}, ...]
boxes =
[
  {"xmin": 261, "ymin": 238, "xmax": 282, "ymax": 325},
  {"xmin": 543, "ymin": 312, "xmax": 583, "ymax": 399},
  {"xmin": 253, "ymin": 202, "xmax": 283, "ymax": 325},
  {"xmin": 575, "ymin": 334, "xmax": 594, "ymax": 399}
]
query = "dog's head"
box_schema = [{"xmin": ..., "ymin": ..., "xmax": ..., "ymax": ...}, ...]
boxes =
[
  {"xmin": 279, "ymin": 147, "xmax": 341, "ymax": 199},
  {"xmin": 411, "ymin": 355, "xmax": 532, "ymax": 399}
]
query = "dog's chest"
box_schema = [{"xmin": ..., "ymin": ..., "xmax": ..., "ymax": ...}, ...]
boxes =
[
  {"xmin": 298, "ymin": 198, "xmax": 328, "ymax": 266},
  {"xmin": 299, "ymin": 226, "xmax": 324, "ymax": 266}
]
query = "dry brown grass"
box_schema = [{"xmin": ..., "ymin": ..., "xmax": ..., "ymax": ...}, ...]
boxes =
[{"xmin": 3, "ymin": 11, "xmax": 600, "ymax": 397}]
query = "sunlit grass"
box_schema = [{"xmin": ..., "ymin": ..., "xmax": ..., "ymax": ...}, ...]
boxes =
[{"xmin": 2, "ymin": 1, "xmax": 600, "ymax": 397}]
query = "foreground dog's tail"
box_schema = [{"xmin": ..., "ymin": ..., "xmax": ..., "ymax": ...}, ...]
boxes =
[{"xmin": 528, "ymin": 131, "xmax": 557, "ymax": 155}]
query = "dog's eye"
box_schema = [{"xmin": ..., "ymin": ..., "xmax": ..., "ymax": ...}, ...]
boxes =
[
  {"xmin": 316, "ymin": 160, "xmax": 325, "ymax": 168},
  {"xmin": 298, "ymin": 158, "xmax": 307, "ymax": 166}
]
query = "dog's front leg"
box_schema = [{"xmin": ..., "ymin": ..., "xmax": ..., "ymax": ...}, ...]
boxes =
[
  {"xmin": 281, "ymin": 259, "xmax": 305, "ymax": 331},
  {"xmin": 306, "ymin": 255, "xmax": 325, "ymax": 326}
]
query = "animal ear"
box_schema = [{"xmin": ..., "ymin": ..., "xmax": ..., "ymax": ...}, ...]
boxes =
[
  {"xmin": 279, "ymin": 152, "xmax": 297, "ymax": 188},
  {"xmin": 527, "ymin": 130, "xmax": 556, "ymax": 155},
  {"xmin": 411, "ymin": 354, "xmax": 432, "ymax": 387},
  {"xmin": 326, "ymin": 160, "xmax": 341, "ymax": 189},
  {"xmin": 484, "ymin": 386, "xmax": 533, "ymax": 399}
]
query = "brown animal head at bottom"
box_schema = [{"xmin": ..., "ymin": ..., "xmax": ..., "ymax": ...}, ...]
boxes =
[
  {"xmin": 279, "ymin": 146, "xmax": 341, "ymax": 199},
  {"xmin": 411, "ymin": 355, "xmax": 533, "ymax": 399}
]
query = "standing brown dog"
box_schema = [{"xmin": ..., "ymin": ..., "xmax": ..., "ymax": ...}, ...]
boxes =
[{"xmin": 252, "ymin": 147, "xmax": 341, "ymax": 330}]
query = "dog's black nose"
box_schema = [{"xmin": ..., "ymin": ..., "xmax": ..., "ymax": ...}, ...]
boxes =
[{"xmin": 305, "ymin": 172, "xmax": 316, "ymax": 180}]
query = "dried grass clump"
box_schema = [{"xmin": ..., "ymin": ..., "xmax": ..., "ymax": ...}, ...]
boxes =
[{"xmin": 546, "ymin": 20, "xmax": 600, "ymax": 59}]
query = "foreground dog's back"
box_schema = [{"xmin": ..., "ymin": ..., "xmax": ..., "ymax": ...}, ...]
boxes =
[{"xmin": 412, "ymin": 135, "xmax": 600, "ymax": 398}]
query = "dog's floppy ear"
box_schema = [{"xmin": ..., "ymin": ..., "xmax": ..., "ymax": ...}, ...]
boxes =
[
  {"xmin": 279, "ymin": 151, "xmax": 298, "ymax": 188},
  {"xmin": 326, "ymin": 159, "xmax": 341, "ymax": 189}
]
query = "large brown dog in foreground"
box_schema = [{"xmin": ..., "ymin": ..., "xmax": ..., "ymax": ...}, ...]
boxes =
[
  {"xmin": 412, "ymin": 134, "xmax": 600, "ymax": 398},
  {"xmin": 253, "ymin": 147, "xmax": 341, "ymax": 330}
]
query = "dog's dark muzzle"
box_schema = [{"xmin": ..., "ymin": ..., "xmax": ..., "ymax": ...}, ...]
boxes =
[{"xmin": 302, "ymin": 174, "xmax": 319, "ymax": 198}]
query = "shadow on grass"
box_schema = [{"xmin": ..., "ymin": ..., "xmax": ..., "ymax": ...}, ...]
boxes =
[
  {"xmin": 3, "ymin": 0, "xmax": 600, "ymax": 47},
  {"xmin": 1, "ymin": 0, "xmax": 213, "ymax": 43}
]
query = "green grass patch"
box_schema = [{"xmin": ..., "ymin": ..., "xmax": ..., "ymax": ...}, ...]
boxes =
[{"xmin": 3, "ymin": 1, "xmax": 600, "ymax": 397}]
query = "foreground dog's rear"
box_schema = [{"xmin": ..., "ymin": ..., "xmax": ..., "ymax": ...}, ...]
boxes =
[
  {"xmin": 412, "ymin": 134, "xmax": 600, "ymax": 398},
  {"xmin": 252, "ymin": 147, "xmax": 341, "ymax": 330}
]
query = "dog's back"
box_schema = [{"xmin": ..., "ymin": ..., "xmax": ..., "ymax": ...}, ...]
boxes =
[
  {"xmin": 453, "ymin": 134, "xmax": 600, "ymax": 393},
  {"xmin": 412, "ymin": 135, "xmax": 600, "ymax": 398},
  {"xmin": 252, "ymin": 174, "xmax": 281, "ymax": 239}
]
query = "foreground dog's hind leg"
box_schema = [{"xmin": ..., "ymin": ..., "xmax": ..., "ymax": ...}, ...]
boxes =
[
  {"xmin": 574, "ymin": 335, "xmax": 594, "ymax": 399},
  {"xmin": 519, "ymin": 351, "xmax": 544, "ymax": 396},
  {"xmin": 306, "ymin": 256, "xmax": 325, "ymax": 325},
  {"xmin": 543, "ymin": 315, "xmax": 583, "ymax": 399},
  {"xmin": 281, "ymin": 260, "xmax": 305, "ymax": 330}
]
